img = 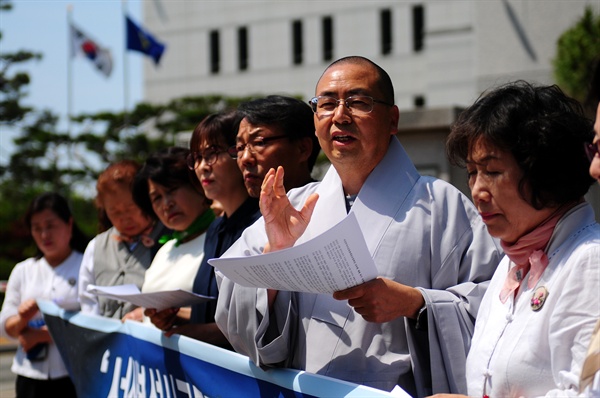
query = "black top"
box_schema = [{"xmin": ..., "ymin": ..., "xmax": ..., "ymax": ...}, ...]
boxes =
[{"xmin": 190, "ymin": 197, "xmax": 261, "ymax": 324}]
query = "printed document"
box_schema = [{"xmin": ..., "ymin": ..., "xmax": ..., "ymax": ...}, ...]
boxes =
[
  {"xmin": 208, "ymin": 213, "xmax": 378, "ymax": 293},
  {"xmin": 86, "ymin": 284, "xmax": 215, "ymax": 311}
]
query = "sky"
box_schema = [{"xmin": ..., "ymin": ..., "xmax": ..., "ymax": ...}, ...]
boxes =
[{"xmin": 0, "ymin": 0, "xmax": 148, "ymax": 165}]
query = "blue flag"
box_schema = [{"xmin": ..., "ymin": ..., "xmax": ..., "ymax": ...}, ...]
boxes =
[{"xmin": 126, "ymin": 15, "xmax": 166, "ymax": 65}]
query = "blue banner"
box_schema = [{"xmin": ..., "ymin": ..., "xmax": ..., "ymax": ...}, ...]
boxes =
[{"xmin": 39, "ymin": 300, "xmax": 397, "ymax": 398}]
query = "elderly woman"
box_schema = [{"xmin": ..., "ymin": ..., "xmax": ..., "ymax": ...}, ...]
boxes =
[
  {"xmin": 78, "ymin": 160, "xmax": 168, "ymax": 319},
  {"xmin": 437, "ymin": 81, "xmax": 599, "ymax": 397},
  {"xmin": 581, "ymin": 64, "xmax": 600, "ymax": 396}
]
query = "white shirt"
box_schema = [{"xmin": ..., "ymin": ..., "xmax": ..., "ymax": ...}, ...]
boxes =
[
  {"xmin": 0, "ymin": 251, "xmax": 82, "ymax": 379},
  {"xmin": 140, "ymin": 233, "xmax": 205, "ymax": 325},
  {"xmin": 78, "ymin": 237, "xmax": 98, "ymax": 315},
  {"xmin": 142, "ymin": 232, "xmax": 206, "ymax": 293},
  {"xmin": 466, "ymin": 203, "xmax": 600, "ymax": 397}
]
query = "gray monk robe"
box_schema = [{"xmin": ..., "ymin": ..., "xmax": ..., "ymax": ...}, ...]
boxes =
[{"xmin": 215, "ymin": 137, "xmax": 502, "ymax": 396}]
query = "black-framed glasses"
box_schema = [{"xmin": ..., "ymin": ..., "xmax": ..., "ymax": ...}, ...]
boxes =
[
  {"xmin": 585, "ymin": 141, "xmax": 600, "ymax": 162},
  {"xmin": 308, "ymin": 95, "xmax": 393, "ymax": 117},
  {"xmin": 187, "ymin": 147, "xmax": 224, "ymax": 169},
  {"xmin": 227, "ymin": 135, "xmax": 288, "ymax": 159}
]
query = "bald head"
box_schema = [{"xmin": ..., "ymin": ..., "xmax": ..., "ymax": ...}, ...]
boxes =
[{"xmin": 317, "ymin": 56, "xmax": 395, "ymax": 104}]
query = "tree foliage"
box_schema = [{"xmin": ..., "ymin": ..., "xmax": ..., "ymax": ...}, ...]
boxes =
[
  {"xmin": 1, "ymin": 59, "xmax": 253, "ymax": 270},
  {"xmin": 0, "ymin": 2, "xmax": 41, "ymax": 126},
  {"xmin": 553, "ymin": 6, "xmax": 600, "ymax": 113},
  {"xmin": 0, "ymin": 0, "xmax": 46, "ymax": 279},
  {"xmin": 1, "ymin": 93, "xmax": 255, "ymax": 279},
  {"xmin": 70, "ymin": 94, "xmax": 253, "ymax": 169},
  {"xmin": 0, "ymin": 0, "xmax": 258, "ymax": 280},
  {"xmin": 0, "ymin": 0, "xmax": 287, "ymax": 282}
]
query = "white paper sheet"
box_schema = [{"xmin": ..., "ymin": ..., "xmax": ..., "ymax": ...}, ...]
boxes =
[
  {"xmin": 208, "ymin": 213, "xmax": 378, "ymax": 293},
  {"xmin": 86, "ymin": 284, "xmax": 215, "ymax": 312}
]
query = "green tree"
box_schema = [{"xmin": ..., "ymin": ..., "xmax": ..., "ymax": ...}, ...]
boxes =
[
  {"xmin": 553, "ymin": 6, "xmax": 600, "ymax": 113},
  {"xmin": 0, "ymin": 2, "xmax": 41, "ymax": 126},
  {"xmin": 71, "ymin": 94, "xmax": 253, "ymax": 168},
  {"xmin": 0, "ymin": 0, "xmax": 47, "ymax": 279},
  {"xmin": 0, "ymin": 0, "xmax": 289, "ymax": 281},
  {"xmin": 0, "ymin": 92, "xmax": 255, "ymax": 279}
]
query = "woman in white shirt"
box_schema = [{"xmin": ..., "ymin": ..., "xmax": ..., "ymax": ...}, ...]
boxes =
[
  {"xmin": 0, "ymin": 192, "xmax": 89, "ymax": 397},
  {"xmin": 433, "ymin": 81, "xmax": 599, "ymax": 397},
  {"xmin": 144, "ymin": 111, "xmax": 258, "ymax": 348},
  {"xmin": 581, "ymin": 61, "xmax": 600, "ymax": 397},
  {"xmin": 122, "ymin": 147, "xmax": 213, "ymax": 323}
]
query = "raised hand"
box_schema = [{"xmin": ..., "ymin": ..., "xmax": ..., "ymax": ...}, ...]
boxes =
[{"xmin": 260, "ymin": 166, "xmax": 318, "ymax": 252}]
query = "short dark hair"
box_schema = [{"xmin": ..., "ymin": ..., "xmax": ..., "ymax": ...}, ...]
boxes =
[
  {"xmin": 237, "ymin": 95, "xmax": 320, "ymax": 171},
  {"xmin": 447, "ymin": 80, "xmax": 595, "ymax": 209},
  {"xmin": 190, "ymin": 110, "xmax": 242, "ymax": 151},
  {"xmin": 25, "ymin": 192, "xmax": 89, "ymax": 257},
  {"xmin": 321, "ymin": 56, "xmax": 395, "ymax": 105},
  {"xmin": 132, "ymin": 147, "xmax": 208, "ymax": 218}
]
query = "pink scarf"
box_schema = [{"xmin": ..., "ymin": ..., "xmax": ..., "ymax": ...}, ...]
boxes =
[{"xmin": 499, "ymin": 206, "xmax": 571, "ymax": 303}]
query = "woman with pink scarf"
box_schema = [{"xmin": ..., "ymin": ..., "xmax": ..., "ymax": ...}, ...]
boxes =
[
  {"xmin": 433, "ymin": 81, "xmax": 599, "ymax": 397},
  {"xmin": 580, "ymin": 61, "xmax": 600, "ymax": 397}
]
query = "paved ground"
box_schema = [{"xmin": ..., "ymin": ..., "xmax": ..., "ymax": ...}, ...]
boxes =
[{"xmin": 0, "ymin": 338, "xmax": 16, "ymax": 398}]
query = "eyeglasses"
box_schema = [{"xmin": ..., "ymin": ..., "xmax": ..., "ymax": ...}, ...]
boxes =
[
  {"xmin": 227, "ymin": 135, "xmax": 288, "ymax": 159},
  {"xmin": 187, "ymin": 147, "xmax": 224, "ymax": 169},
  {"xmin": 308, "ymin": 95, "xmax": 393, "ymax": 117},
  {"xmin": 585, "ymin": 141, "xmax": 600, "ymax": 162}
]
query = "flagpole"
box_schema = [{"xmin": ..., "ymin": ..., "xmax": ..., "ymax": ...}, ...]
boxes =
[
  {"xmin": 122, "ymin": 0, "xmax": 130, "ymax": 129},
  {"xmin": 67, "ymin": 4, "xmax": 74, "ymax": 136}
]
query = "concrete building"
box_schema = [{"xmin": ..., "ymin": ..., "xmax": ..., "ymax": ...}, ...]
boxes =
[{"xmin": 140, "ymin": 0, "xmax": 600, "ymax": 217}]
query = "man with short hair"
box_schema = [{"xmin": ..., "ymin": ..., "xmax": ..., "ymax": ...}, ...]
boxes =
[
  {"xmin": 215, "ymin": 56, "xmax": 502, "ymax": 396},
  {"xmin": 182, "ymin": 97, "xmax": 318, "ymax": 337},
  {"xmin": 229, "ymin": 95, "xmax": 320, "ymax": 198}
]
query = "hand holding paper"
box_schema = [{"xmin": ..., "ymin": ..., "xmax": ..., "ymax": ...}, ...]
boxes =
[{"xmin": 208, "ymin": 213, "xmax": 378, "ymax": 294}]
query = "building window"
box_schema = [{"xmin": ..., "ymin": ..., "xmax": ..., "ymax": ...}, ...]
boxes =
[
  {"xmin": 380, "ymin": 9, "xmax": 392, "ymax": 55},
  {"xmin": 238, "ymin": 27, "xmax": 248, "ymax": 71},
  {"xmin": 210, "ymin": 30, "xmax": 220, "ymax": 74},
  {"xmin": 412, "ymin": 5, "xmax": 424, "ymax": 52},
  {"xmin": 414, "ymin": 95, "xmax": 426, "ymax": 108},
  {"xmin": 322, "ymin": 16, "xmax": 333, "ymax": 61},
  {"xmin": 292, "ymin": 20, "xmax": 303, "ymax": 65}
]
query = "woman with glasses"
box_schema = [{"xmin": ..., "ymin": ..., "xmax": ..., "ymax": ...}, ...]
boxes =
[
  {"xmin": 147, "ymin": 111, "xmax": 260, "ymax": 347},
  {"xmin": 432, "ymin": 81, "xmax": 599, "ymax": 397},
  {"xmin": 122, "ymin": 147, "xmax": 213, "ymax": 324}
]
